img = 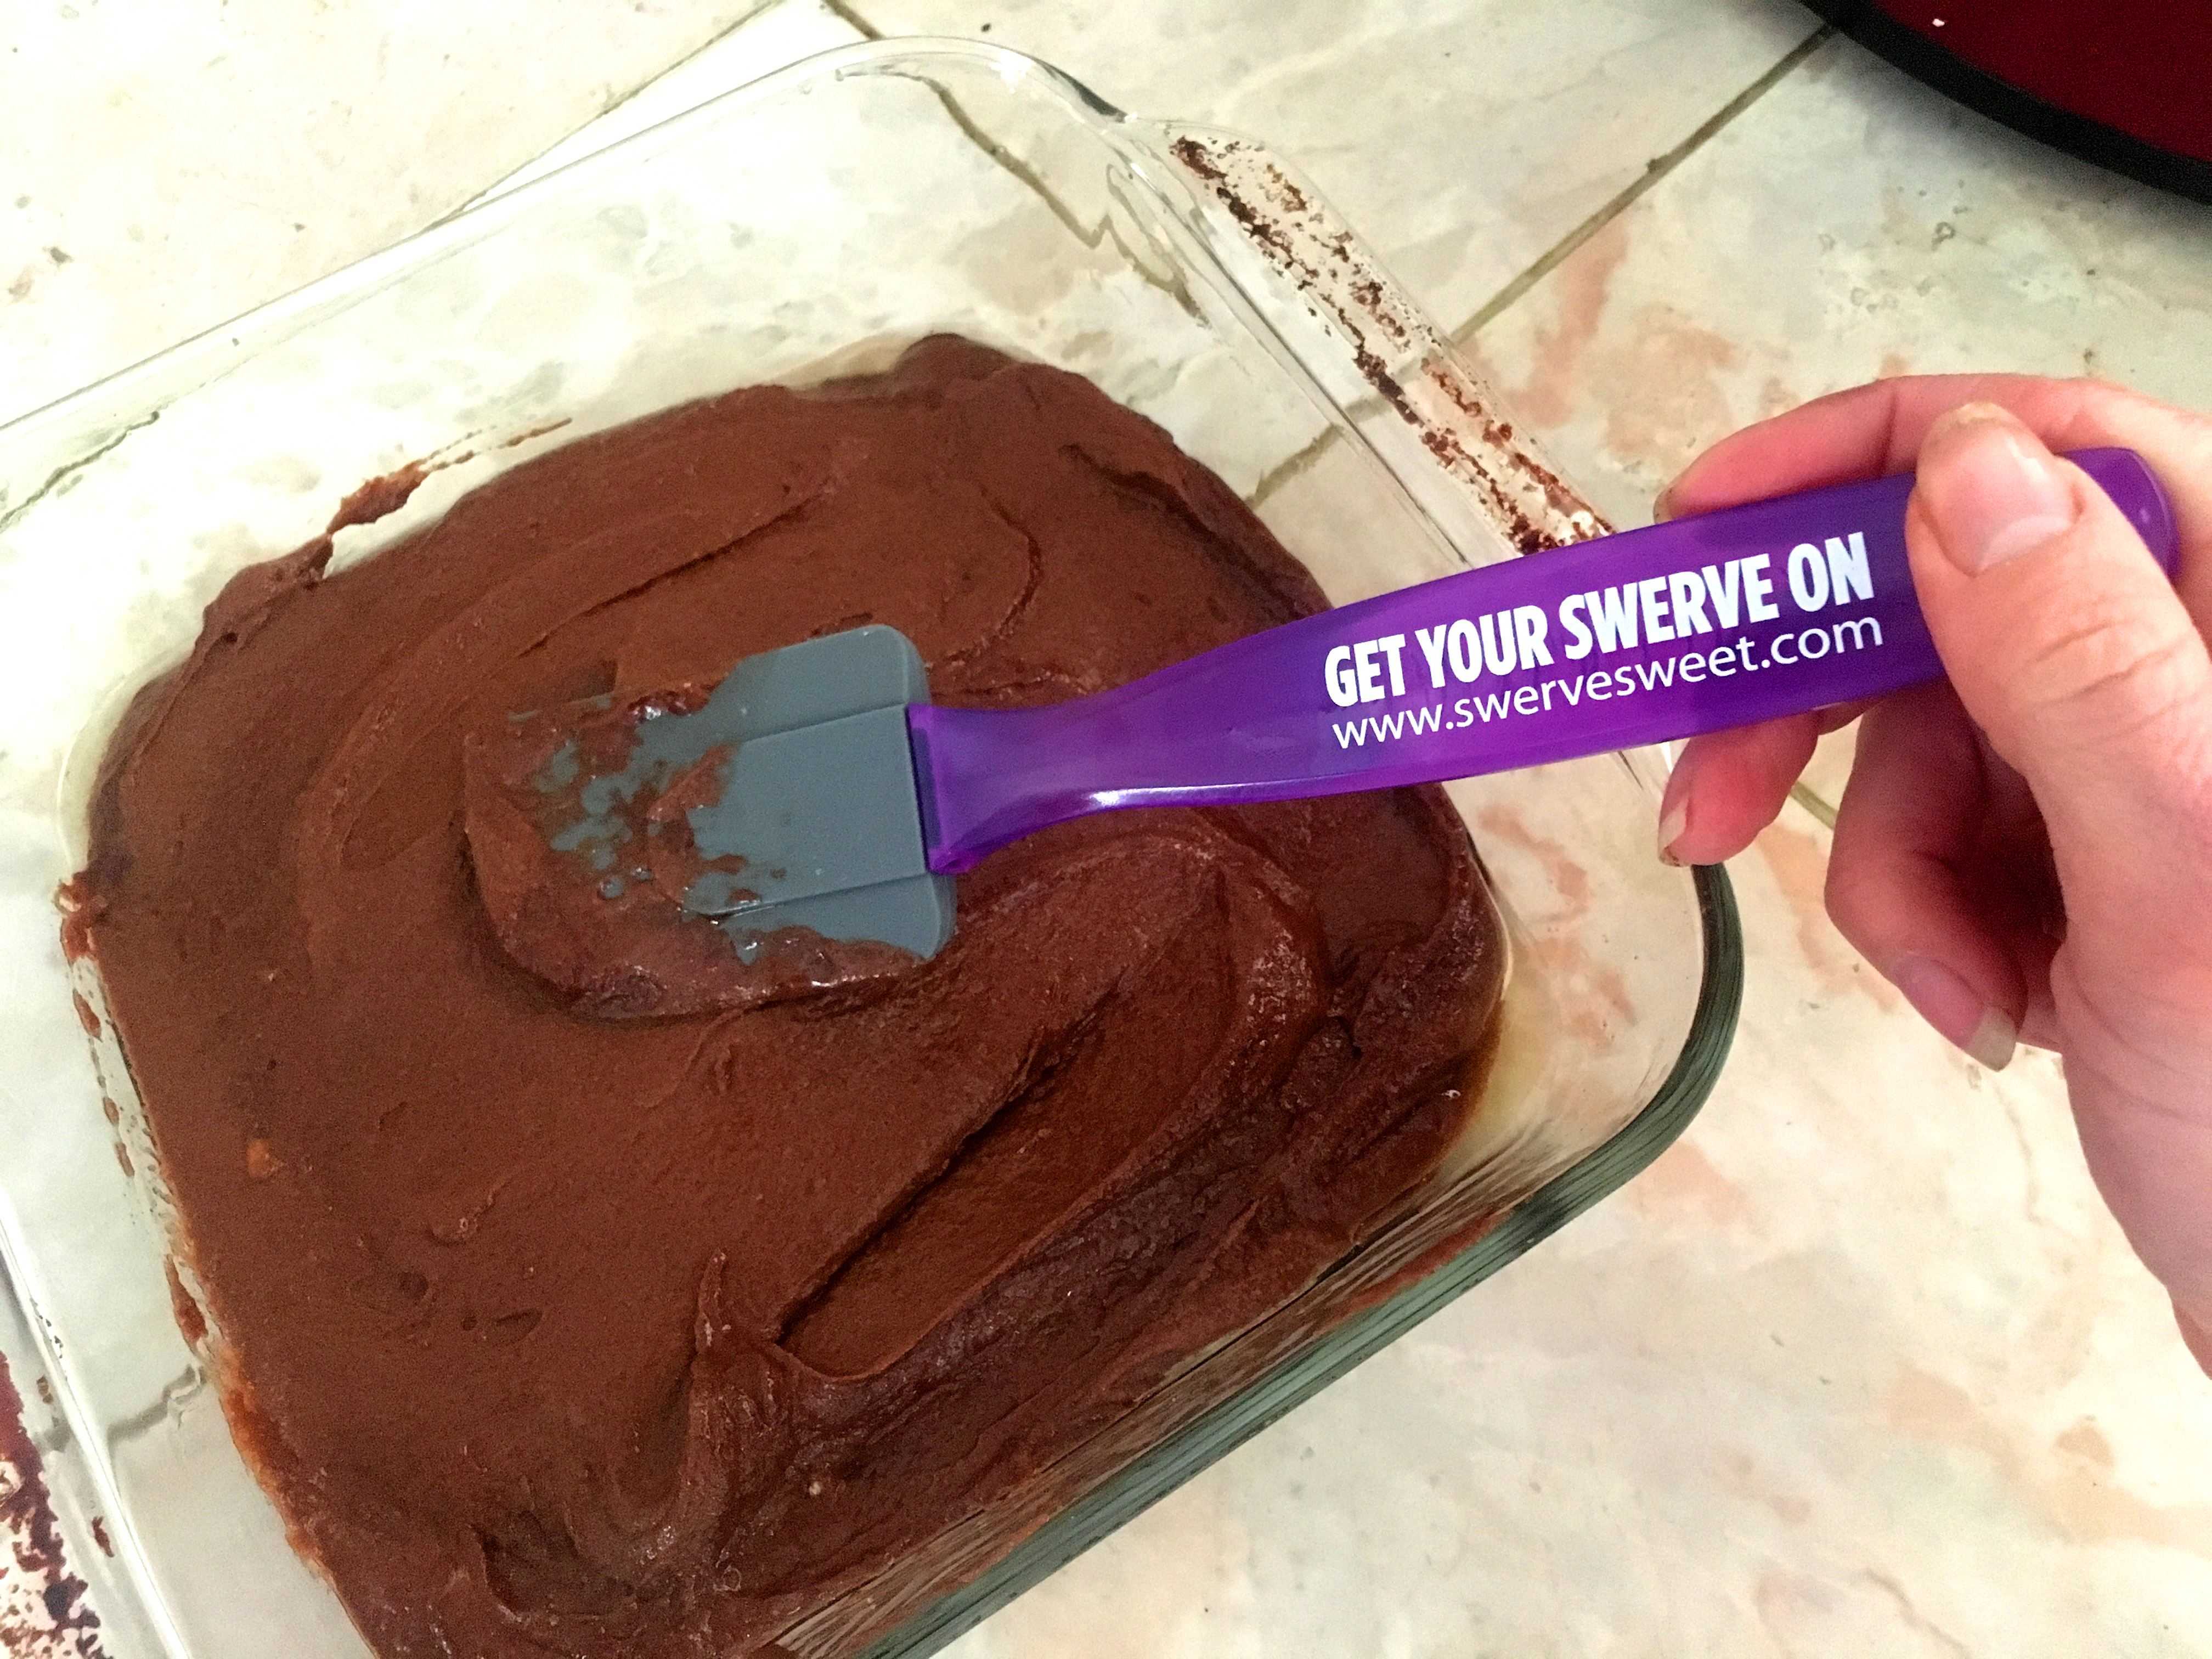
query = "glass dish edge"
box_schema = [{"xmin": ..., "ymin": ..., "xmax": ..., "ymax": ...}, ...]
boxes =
[{"xmin": 0, "ymin": 37, "xmax": 1750, "ymax": 1658}]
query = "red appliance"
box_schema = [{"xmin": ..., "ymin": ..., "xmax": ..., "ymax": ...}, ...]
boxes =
[{"xmin": 1803, "ymin": 1, "xmax": 2212, "ymax": 204}]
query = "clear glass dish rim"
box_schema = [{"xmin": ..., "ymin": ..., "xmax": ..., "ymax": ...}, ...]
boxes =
[{"xmin": 0, "ymin": 35, "xmax": 1747, "ymax": 1657}]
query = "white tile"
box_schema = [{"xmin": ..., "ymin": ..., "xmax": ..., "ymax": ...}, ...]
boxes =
[
  {"xmin": 475, "ymin": 0, "xmax": 865, "ymax": 202},
  {"xmin": 1469, "ymin": 33, "xmax": 2212, "ymax": 530},
  {"xmin": 0, "ymin": 0, "xmax": 786, "ymax": 423},
  {"xmin": 847, "ymin": 0, "xmax": 1820, "ymax": 333}
]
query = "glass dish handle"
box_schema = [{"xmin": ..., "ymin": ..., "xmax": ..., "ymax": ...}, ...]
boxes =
[{"xmin": 1139, "ymin": 123, "xmax": 1609, "ymax": 555}]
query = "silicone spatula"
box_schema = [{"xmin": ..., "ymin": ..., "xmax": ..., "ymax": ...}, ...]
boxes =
[{"xmin": 505, "ymin": 448, "xmax": 2177, "ymax": 960}]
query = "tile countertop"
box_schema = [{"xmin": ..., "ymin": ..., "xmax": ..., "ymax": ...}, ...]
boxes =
[{"xmin": 6, "ymin": 2, "xmax": 2210, "ymax": 1656}]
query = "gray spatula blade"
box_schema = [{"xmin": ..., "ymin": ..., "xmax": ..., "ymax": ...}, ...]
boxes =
[{"xmin": 679, "ymin": 626, "xmax": 954, "ymax": 957}]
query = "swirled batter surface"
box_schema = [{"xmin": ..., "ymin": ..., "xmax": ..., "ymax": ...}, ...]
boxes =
[{"xmin": 74, "ymin": 338, "xmax": 1505, "ymax": 1658}]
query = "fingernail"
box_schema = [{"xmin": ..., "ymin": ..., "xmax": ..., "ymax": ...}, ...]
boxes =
[
  {"xmin": 1887, "ymin": 953, "xmax": 2017, "ymax": 1070},
  {"xmin": 1917, "ymin": 403, "xmax": 2080, "ymax": 574}
]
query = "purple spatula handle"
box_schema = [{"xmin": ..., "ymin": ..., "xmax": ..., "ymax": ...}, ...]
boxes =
[{"xmin": 909, "ymin": 448, "xmax": 2178, "ymax": 872}]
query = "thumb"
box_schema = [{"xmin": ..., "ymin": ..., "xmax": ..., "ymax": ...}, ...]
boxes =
[
  {"xmin": 1910, "ymin": 403, "xmax": 2212, "ymax": 1367},
  {"xmin": 1908, "ymin": 404, "xmax": 2212, "ymax": 934}
]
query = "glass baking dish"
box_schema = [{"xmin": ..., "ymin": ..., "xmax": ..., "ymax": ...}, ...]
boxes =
[{"xmin": 0, "ymin": 38, "xmax": 1740, "ymax": 1659}]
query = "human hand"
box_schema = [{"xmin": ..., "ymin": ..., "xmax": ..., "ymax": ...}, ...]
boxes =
[{"xmin": 1655, "ymin": 376, "xmax": 2212, "ymax": 1372}]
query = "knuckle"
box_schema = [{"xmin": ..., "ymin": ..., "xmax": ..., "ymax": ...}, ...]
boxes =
[{"xmin": 2003, "ymin": 607, "xmax": 2208, "ymax": 748}]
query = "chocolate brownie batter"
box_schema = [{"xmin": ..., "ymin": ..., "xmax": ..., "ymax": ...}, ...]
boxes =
[
  {"xmin": 72, "ymin": 338, "xmax": 1505, "ymax": 1658},
  {"xmin": 462, "ymin": 680, "xmax": 928, "ymax": 1020}
]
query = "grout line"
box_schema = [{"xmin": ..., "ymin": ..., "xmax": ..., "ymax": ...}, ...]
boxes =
[
  {"xmin": 1452, "ymin": 24, "xmax": 1834, "ymax": 342},
  {"xmin": 821, "ymin": 0, "xmax": 885, "ymax": 40},
  {"xmin": 0, "ymin": 410, "xmax": 159, "ymax": 537},
  {"xmin": 1259, "ymin": 25, "xmax": 1833, "ymax": 512},
  {"xmin": 450, "ymin": 0, "xmax": 797, "ymax": 218},
  {"xmin": 1788, "ymin": 781, "xmax": 1839, "ymax": 830},
  {"xmin": 582, "ymin": 0, "xmax": 799, "ymax": 115},
  {"xmin": 1248, "ymin": 425, "xmax": 1340, "ymax": 508}
]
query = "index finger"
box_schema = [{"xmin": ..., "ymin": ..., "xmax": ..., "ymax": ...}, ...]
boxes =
[{"xmin": 1661, "ymin": 374, "xmax": 2212, "ymax": 626}]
